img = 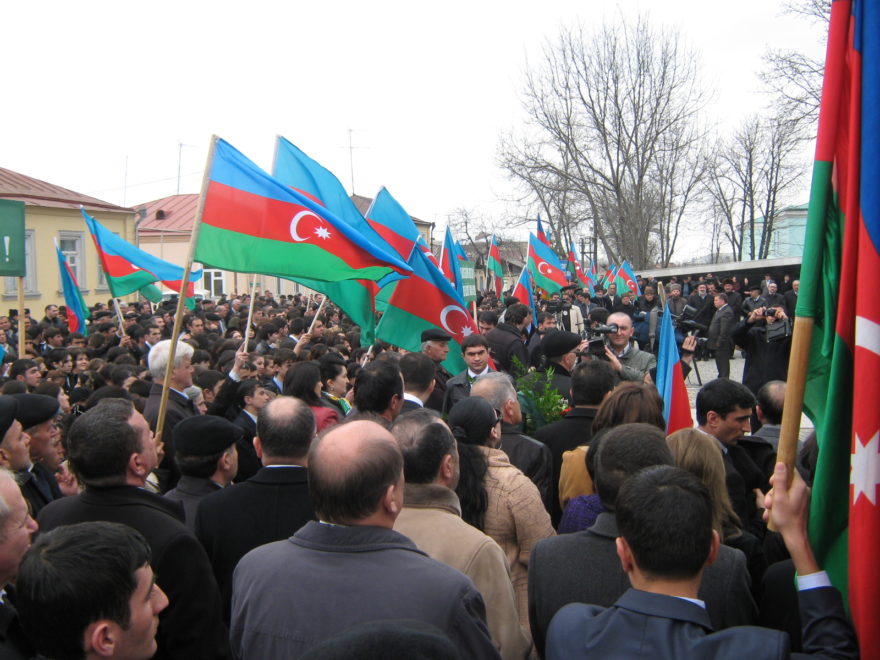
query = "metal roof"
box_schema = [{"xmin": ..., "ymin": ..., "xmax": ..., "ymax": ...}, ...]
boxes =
[
  {"xmin": 135, "ymin": 194, "xmax": 200, "ymax": 234},
  {"xmin": 0, "ymin": 166, "xmax": 131, "ymax": 212}
]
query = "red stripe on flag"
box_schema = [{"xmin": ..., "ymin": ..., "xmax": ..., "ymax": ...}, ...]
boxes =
[
  {"xmin": 666, "ymin": 361, "xmax": 693, "ymax": 433},
  {"xmin": 389, "ymin": 274, "xmax": 478, "ymax": 342}
]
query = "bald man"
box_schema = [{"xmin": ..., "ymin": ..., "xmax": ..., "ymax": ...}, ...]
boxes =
[{"xmin": 230, "ymin": 420, "xmax": 500, "ymax": 659}]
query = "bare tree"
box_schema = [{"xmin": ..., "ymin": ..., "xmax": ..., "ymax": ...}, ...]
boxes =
[
  {"xmin": 706, "ymin": 114, "xmax": 805, "ymax": 261},
  {"xmin": 760, "ymin": 0, "xmax": 830, "ymax": 132},
  {"xmin": 500, "ymin": 17, "xmax": 709, "ymax": 269}
]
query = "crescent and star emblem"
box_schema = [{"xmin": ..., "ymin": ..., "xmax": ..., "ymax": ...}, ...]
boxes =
[
  {"xmin": 538, "ymin": 261, "xmax": 554, "ymax": 275},
  {"xmin": 439, "ymin": 305, "xmax": 472, "ymax": 337},
  {"xmin": 290, "ymin": 211, "xmax": 332, "ymax": 242}
]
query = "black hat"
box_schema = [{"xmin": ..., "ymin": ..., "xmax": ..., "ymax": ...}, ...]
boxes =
[
  {"xmin": 420, "ymin": 329, "xmax": 451, "ymax": 343},
  {"xmin": 541, "ymin": 330, "xmax": 582, "ymax": 359},
  {"xmin": 748, "ymin": 284, "xmax": 762, "ymax": 292},
  {"xmin": 173, "ymin": 416, "xmax": 242, "ymax": 456},
  {"xmin": 11, "ymin": 393, "xmax": 60, "ymax": 429},
  {"xmin": 0, "ymin": 397, "xmax": 19, "ymax": 439}
]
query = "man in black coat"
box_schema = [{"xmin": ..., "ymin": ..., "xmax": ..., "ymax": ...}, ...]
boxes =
[
  {"xmin": 163, "ymin": 416, "xmax": 240, "ymax": 531},
  {"xmin": 784, "ymin": 279, "xmax": 800, "ymax": 318},
  {"xmin": 486, "ymin": 303, "xmax": 533, "ymax": 376},
  {"xmin": 11, "ymin": 394, "xmax": 62, "ymax": 518},
  {"xmin": 471, "ymin": 372, "xmax": 552, "ymax": 508},
  {"xmin": 421, "ymin": 329, "xmax": 453, "ymax": 412},
  {"xmin": 539, "ymin": 330, "xmax": 585, "ymax": 405},
  {"xmin": 37, "ymin": 398, "xmax": 230, "ymax": 660},
  {"xmin": 442, "ymin": 334, "xmax": 493, "ymax": 414},
  {"xmin": 707, "ymin": 293, "xmax": 737, "ymax": 379},
  {"xmin": 143, "ymin": 340, "xmax": 198, "ymax": 492},
  {"xmin": 529, "ymin": 424, "xmax": 757, "ymax": 659},
  {"xmin": 535, "ymin": 360, "xmax": 615, "ymax": 527},
  {"xmin": 196, "ymin": 396, "xmax": 316, "ymax": 623}
]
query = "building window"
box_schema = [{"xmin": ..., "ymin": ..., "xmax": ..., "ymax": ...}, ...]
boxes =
[
  {"xmin": 203, "ymin": 269, "xmax": 224, "ymax": 298},
  {"xmin": 58, "ymin": 231, "xmax": 86, "ymax": 290},
  {"xmin": 4, "ymin": 230, "xmax": 38, "ymax": 295}
]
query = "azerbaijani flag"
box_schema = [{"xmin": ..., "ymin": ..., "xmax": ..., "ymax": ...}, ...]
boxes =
[
  {"xmin": 487, "ymin": 235, "xmax": 504, "ymax": 298},
  {"xmin": 656, "ymin": 301, "xmax": 691, "ymax": 433},
  {"xmin": 373, "ymin": 189, "xmax": 476, "ymax": 373},
  {"xmin": 512, "ymin": 265, "xmax": 538, "ymax": 330},
  {"xmin": 271, "ymin": 138, "xmax": 409, "ymax": 343},
  {"xmin": 82, "ymin": 208, "xmax": 200, "ymax": 301},
  {"xmin": 55, "ymin": 245, "xmax": 90, "ymax": 335},
  {"xmin": 536, "ymin": 215, "xmax": 552, "ymax": 249},
  {"xmin": 799, "ymin": 2, "xmax": 880, "ymax": 656},
  {"xmin": 616, "ymin": 260, "xmax": 641, "ymax": 295},
  {"xmin": 365, "ymin": 187, "xmax": 422, "ymax": 261},
  {"xmin": 567, "ymin": 241, "xmax": 594, "ymax": 295},
  {"xmin": 196, "ymin": 137, "xmax": 410, "ymax": 284},
  {"xmin": 527, "ymin": 234, "xmax": 568, "ymax": 294},
  {"xmin": 601, "ymin": 264, "xmax": 618, "ymax": 289},
  {"xmin": 440, "ymin": 227, "xmax": 464, "ymax": 297}
]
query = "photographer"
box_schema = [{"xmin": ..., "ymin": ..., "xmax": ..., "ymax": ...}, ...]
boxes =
[
  {"xmin": 598, "ymin": 313, "xmax": 657, "ymax": 383},
  {"xmin": 732, "ymin": 305, "xmax": 792, "ymax": 395}
]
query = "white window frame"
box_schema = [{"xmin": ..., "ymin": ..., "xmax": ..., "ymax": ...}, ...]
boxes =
[
  {"xmin": 3, "ymin": 229, "xmax": 38, "ymax": 296},
  {"xmin": 58, "ymin": 231, "xmax": 86, "ymax": 291},
  {"xmin": 203, "ymin": 269, "xmax": 225, "ymax": 298}
]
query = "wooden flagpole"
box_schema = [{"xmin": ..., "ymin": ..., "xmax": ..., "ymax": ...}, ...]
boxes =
[
  {"xmin": 308, "ymin": 297, "xmax": 327, "ymax": 334},
  {"xmin": 112, "ymin": 298, "xmax": 126, "ymax": 334},
  {"xmin": 16, "ymin": 277, "xmax": 25, "ymax": 358},
  {"xmin": 240, "ymin": 278, "xmax": 258, "ymax": 352},
  {"xmin": 153, "ymin": 136, "xmax": 218, "ymax": 451}
]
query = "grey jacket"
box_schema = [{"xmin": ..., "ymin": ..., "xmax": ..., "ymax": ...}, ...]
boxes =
[
  {"xmin": 528, "ymin": 512, "xmax": 757, "ymax": 658},
  {"xmin": 231, "ymin": 521, "xmax": 500, "ymax": 659},
  {"xmin": 615, "ymin": 344, "xmax": 657, "ymax": 382}
]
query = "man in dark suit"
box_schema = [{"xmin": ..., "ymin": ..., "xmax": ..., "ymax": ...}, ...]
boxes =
[
  {"xmin": 545, "ymin": 464, "xmax": 857, "ymax": 660},
  {"xmin": 471, "ymin": 372, "xmax": 552, "ymax": 507},
  {"xmin": 528, "ymin": 423, "xmax": 756, "ymax": 658},
  {"xmin": 442, "ymin": 334, "xmax": 493, "ymax": 414},
  {"xmin": 37, "ymin": 398, "xmax": 230, "ymax": 660},
  {"xmin": 708, "ymin": 293, "xmax": 737, "ymax": 379},
  {"xmin": 743, "ymin": 284, "xmax": 768, "ymax": 317},
  {"xmin": 195, "ymin": 396, "xmax": 316, "ymax": 623},
  {"xmin": 230, "ymin": 379, "xmax": 271, "ymax": 482},
  {"xmin": 535, "ymin": 360, "xmax": 615, "ymax": 527},
  {"xmin": 421, "ymin": 329, "xmax": 453, "ymax": 412},
  {"xmin": 163, "ymin": 416, "xmax": 241, "ymax": 530},
  {"xmin": 11, "ymin": 394, "xmax": 63, "ymax": 518},
  {"xmin": 143, "ymin": 339, "xmax": 198, "ymax": 492},
  {"xmin": 399, "ymin": 352, "xmax": 435, "ymax": 413},
  {"xmin": 784, "ymin": 279, "xmax": 800, "ymax": 318}
]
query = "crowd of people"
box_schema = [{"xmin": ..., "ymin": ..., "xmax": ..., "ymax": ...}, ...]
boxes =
[{"xmin": 0, "ymin": 271, "xmax": 857, "ymax": 659}]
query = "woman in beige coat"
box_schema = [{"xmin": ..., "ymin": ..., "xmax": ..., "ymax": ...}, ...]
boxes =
[{"xmin": 448, "ymin": 397, "xmax": 555, "ymax": 632}]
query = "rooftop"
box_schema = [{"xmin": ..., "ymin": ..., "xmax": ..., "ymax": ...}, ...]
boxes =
[{"xmin": 0, "ymin": 167, "xmax": 131, "ymax": 212}]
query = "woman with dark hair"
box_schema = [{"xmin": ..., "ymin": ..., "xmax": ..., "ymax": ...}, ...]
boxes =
[
  {"xmin": 319, "ymin": 354, "xmax": 351, "ymax": 417},
  {"xmin": 448, "ymin": 397, "xmax": 554, "ymax": 629},
  {"xmin": 283, "ymin": 361, "xmax": 339, "ymax": 432},
  {"xmin": 558, "ymin": 382, "xmax": 666, "ymax": 529}
]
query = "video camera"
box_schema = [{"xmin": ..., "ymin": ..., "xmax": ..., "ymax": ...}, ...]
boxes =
[
  {"xmin": 581, "ymin": 323, "xmax": 619, "ymax": 359},
  {"xmin": 673, "ymin": 304, "xmax": 708, "ymax": 334}
]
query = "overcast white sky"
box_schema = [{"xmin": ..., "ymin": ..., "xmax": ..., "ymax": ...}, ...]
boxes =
[{"xmin": 2, "ymin": 0, "xmax": 826, "ymax": 251}]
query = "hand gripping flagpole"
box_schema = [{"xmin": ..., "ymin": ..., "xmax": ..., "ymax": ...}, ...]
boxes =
[{"xmin": 154, "ymin": 136, "xmax": 217, "ymax": 454}]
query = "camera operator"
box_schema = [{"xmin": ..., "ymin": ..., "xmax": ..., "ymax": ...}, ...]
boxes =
[
  {"xmin": 598, "ymin": 312, "xmax": 657, "ymax": 383},
  {"xmin": 732, "ymin": 305, "xmax": 792, "ymax": 395}
]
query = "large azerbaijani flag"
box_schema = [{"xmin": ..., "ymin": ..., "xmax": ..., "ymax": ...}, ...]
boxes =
[
  {"xmin": 567, "ymin": 241, "xmax": 594, "ymax": 295},
  {"xmin": 655, "ymin": 301, "xmax": 691, "ymax": 433},
  {"xmin": 55, "ymin": 245, "xmax": 90, "ymax": 335},
  {"xmin": 512, "ymin": 265, "xmax": 538, "ymax": 330},
  {"xmin": 197, "ymin": 137, "xmax": 410, "ymax": 285},
  {"xmin": 487, "ymin": 235, "xmax": 504, "ymax": 298},
  {"xmin": 82, "ymin": 209, "xmax": 199, "ymax": 301},
  {"xmin": 271, "ymin": 137, "xmax": 409, "ymax": 343},
  {"xmin": 527, "ymin": 233, "xmax": 568, "ymax": 294},
  {"xmin": 373, "ymin": 188, "xmax": 476, "ymax": 373},
  {"xmin": 799, "ymin": 2, "xmax": 880, "ymax": 657}
]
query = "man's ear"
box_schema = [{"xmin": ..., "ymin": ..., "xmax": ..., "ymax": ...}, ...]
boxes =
[
  {"xmin": 383, "ymin": 483, "xmax": 400, "ymax": 516},
  {"xmin": 706, "ymin": 410, "xmax": 721, "ymax": 428},
  {"xmin": 439, "ymin": 453, "xmax": 455, "ymax": 485},
  {"xmin": 83, "ymin": 620, "xmax": 117, "ymax": 657},
  {"xmin": 616, "ymin": 536, "xmax": 635, "ymax": 574},
  {"xmin": 253, "ymin": 436, "xmax": 263, "ymax": 460},
  {"xmin": 705, "ymin": 529, "xmax": 721, "ymax": 567},
  {"xmin": 128, "ymin": 452, "xmax": 149, "ymax": 479}
]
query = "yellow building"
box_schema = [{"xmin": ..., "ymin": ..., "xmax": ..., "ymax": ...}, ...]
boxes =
[{"xmin": 0, "ymin": 166, "xmax": 136, "ymax": 315}]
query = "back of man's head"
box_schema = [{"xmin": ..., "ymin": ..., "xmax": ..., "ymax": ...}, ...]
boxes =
[
  {"xmin": 505, "ymin": 303, "xmax": 531, "ymax": 327},
  {"xmin": 695, "ymin": 378, "xmax": 756, "ymax": 425},
  {"xmin": 595, "ymin": 423, "xmax": 674, "ymax": 510},
  {"xmin": 756, "ymin": 380, "xmax": 785, "ymax": 425},
  {"xmin": 354, "ymin": 361, "xmax": 403, "ymax": 415},
  {"xmin": 570, "ymin": 360, "xmax": 615, "ymax": 406},
  {"xmin": 17, "ymin": 521, "xmax": 161, "ymax": 660},
  {"xmin": 470, "ymin": 371, "xmax": 516, "ymax": 411},
  {"xmin": 391, "ymin": 410, "xmax": 454, "ymax": 485},
  {"xmin": 616, "ymin": 465, "xmax": 714, "ymax": 580},
  {"xmin": 308, "ymin": 420, "xmax": 403, "ymax": 524},
  {"xmin": 256, "ymin": 396, "xmax": 315, "ymax": 462},
  {"xmin": 67, "ymin": 398, "xmax": 138, "ymax": 486},
  {"xmin": 399, "ymin": 352, "xmax": 435, "ymax": 394}
]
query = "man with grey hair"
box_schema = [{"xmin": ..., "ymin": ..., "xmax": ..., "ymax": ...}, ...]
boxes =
[
  {"xmin": 0, "ymin": 461, "xmax": 39, "ymax": 659},
  {"xmin": 421, "ymin": 329, "xmax": 453, "ymax": 412},
  {"xmin": 143, "ymin": 339, "xmax": 197, "ymax": 492},
  {"xmin": 471, "ymin": 372, "xmax": 551, "ymax": 506},
  {"xmin": 231, "ymin": 420, "xmax": 499, "ymax": 659}
]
